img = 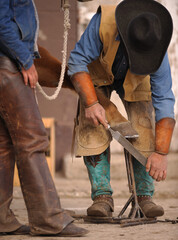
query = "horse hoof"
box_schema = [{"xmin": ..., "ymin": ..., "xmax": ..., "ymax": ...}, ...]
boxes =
[{"xmin": 111, "ymin": 122, "xmax": 139, "ymax": 138}]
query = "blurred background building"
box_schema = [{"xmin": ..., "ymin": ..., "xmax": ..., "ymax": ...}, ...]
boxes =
[
  {"xmin": 35, "ymin": 0, "xmax": 78, "ymax": 171},
  {"xmin": 35, "ymin": 0, "xmax": 178, "ymax": 172}
]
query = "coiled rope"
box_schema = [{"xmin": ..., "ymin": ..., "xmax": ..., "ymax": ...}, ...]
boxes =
[{"xmin": 36, "ymin": 1, "xmax": 71, "ymax": 100}]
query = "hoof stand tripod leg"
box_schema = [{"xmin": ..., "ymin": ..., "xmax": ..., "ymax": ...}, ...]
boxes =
[{"xmin": 117, "ymin": 149, "xmax": 157, "ymax": 227}]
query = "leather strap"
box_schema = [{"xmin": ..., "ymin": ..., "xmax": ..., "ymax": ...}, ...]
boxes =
[
  {"xmin": 71, "ymin": 100, "xmax": 80, "ymax": 159},
  {"xmin": 93, "ymin": 195, "xmax": 114, "ymax": 212},
  {"xmin": 155, "ymin": 118, "xmax": 175, "ymax": 155},
  {"xmin": 137, "ymin": 195, "xmax": 152, "ymax": 203}
]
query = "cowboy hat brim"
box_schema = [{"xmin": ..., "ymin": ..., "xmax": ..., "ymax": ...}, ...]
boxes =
[{"xmin": 115, "ymin": 0, "xmax": 173, "ymax": 75}]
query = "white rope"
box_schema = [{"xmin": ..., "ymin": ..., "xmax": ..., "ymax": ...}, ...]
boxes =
[{"xmin": 36, "ymin": 4, "xmax": 71, "ymax": 100}]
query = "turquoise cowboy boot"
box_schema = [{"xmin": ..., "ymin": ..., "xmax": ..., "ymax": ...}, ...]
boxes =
[
  {"xmin": 133, "ymin": 157, "xmax": 164, "ymax": 218},
  {"xmin": 84, "ymin": 148, "xmax": 114, "ymax": 217}
]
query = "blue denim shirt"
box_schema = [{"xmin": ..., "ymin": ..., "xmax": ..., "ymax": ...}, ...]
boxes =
[
  {"xmin": 68, "ymin": 13, "xmax": 175, "ymax": 122},
  {"xmin": 0, "ymin": 0, "xmax": 39, "ymax": 70}
]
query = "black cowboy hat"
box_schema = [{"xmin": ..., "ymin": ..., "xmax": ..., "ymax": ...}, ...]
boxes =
[{"xmin": 115, "ymin": 0, "xmax": 173, "ymax": 75}]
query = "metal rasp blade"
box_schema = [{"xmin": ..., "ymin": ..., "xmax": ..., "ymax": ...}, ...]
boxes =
[{"xmin": 108, "ymin": 125, "xmax": 147, "ymax": 167}]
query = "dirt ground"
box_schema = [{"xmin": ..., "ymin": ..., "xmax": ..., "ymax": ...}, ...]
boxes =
[{"xmin": 1, "ymin": 153, "xmax": 178, "ymax": 240}]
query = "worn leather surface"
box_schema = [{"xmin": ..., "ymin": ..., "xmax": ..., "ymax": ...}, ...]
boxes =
[
  {"xmin": 139, "ymin": 199, "xmax": 164, "ymax": 218},
  {"xmin": 87, "ymin": 195, "xmax": 114, "ymax": 217},
  {"xmin": 71, "ymin": 72, "xmax": 98, "ymax": 107},
  {"xmin": 0, "ymin": 57, "xmax": 18, "ymax": 73},
  {"xmin": 0, "ymin": 57, "xmax": 73, "ymax": 234},
  {"xmin": 124, "ymin": 100, "xmax": 155, "ymax": 158},
  {"xmin": 75, "ymin": 91, "xmax": 155, "ymax": 157},
  {"xmin": 155, "ymin": 117, "xmax": 175, "ymax": 154}
]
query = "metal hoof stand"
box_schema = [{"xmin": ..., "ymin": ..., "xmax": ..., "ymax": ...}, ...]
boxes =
[
  {"xmin": 116, "ymin": 149, "xmax": 157, "ymax": 227},
  {"xmin": 83, "ymin": 149, "xmax": 157, "ymax": 227}
]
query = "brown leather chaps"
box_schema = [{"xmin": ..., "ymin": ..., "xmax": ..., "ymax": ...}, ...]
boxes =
[{"xmin": 0, "ymin": 57, "xmax": 73, "ymax": 235}]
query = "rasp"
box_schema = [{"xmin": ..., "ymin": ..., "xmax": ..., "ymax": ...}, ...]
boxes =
[{"xmin": 108, "ymin": 125, "xmax": 147, "ymax": 167}]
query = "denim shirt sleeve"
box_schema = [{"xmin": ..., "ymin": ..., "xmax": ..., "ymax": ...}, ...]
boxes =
[
  {"xmin": 68, "ymin": 13, "xmax": 103, "ymax": 76},
  {"xmin": 0, "ymin": 0, "xmax": 33, "ymax": 69},
  {"xmin": 150, "ymin": 52, "xmax": 175, "ymax": 122}
]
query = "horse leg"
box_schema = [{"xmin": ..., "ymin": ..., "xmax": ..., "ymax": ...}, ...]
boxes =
[
  {"xmin": 35, "ymin": 45, "xmax": 138, "ymax": 137},
  {"xmin": 34, "ymin": 45, "xmax": 74, "ymax": 90}
]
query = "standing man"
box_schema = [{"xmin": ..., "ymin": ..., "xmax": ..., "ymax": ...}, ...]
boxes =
[
  {"xmin": 0, "ymin": 0, "xmax": 88, "ymax": 237},
  {"xmin": 68, "ymin": 0, "xmax": 175, "ymax": 218}
]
